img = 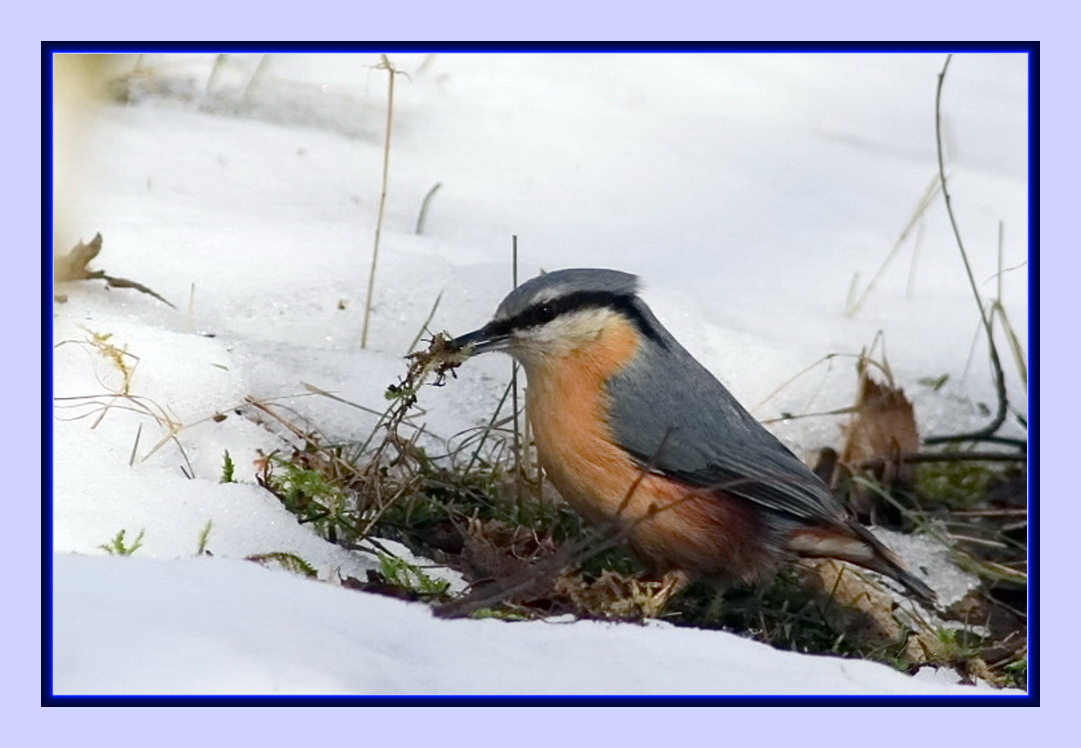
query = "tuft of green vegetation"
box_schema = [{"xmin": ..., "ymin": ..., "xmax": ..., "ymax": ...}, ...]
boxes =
[
  {"xmin": 469, "ymin": 607, "xmax": 531, "ymax": 621},
  {"xmin": 376, "ymin": 552, "xmax": 450, "ymax": 598},
  {"xmin": 99, "ymin": 528, "xmax": 145, "ymax": 556},
  {"xmin": 1002, "ymin": 658, "xmax": 1028, "ymax": 690},
  {"xmin": 914, "ymin": 461, "xmax": 997, "ymax": 510},
  {"xmin": 257, "ymin": 451, "xmax": 356, "ymax": 544},
  {"xmin": 220, "ymin": 450, "xmax": 236, "ymax": 483},
  {"xmin": 246, "ymin": 551, "xmax": 318, "ymax": 578},
  {"xmin": 196, "ymin": 520, "xmax": 213, "ymax": 555},
  {"xmin": 918, "ymin": 373, "xmax": 950, "ymax": 391}
]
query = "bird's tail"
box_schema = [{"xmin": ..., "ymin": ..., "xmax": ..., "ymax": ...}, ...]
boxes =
[{"xmin": 788, "ymin": 522, "xmax": 937, "ymax": 606}]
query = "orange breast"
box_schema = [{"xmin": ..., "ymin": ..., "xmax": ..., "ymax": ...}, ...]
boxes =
[{"xmin": 523, "ymin": 318, "xmax": 778, "ymax": 583}]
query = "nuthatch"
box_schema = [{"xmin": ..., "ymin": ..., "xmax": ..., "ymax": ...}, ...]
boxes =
[{"xmin": 452, "ymin": 268, "xmax": 936, "ymax": 605}]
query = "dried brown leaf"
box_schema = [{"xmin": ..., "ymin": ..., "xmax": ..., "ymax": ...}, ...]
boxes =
[
  {"xmin": 840, "ymin": 358, "xmax": 920, "ymax": 519},
  {"xmin": 54, "ymin": 232, "xmax": 176, "ymax": 308},
  {"xmin": 841, "ymin": 362, "xmax": 920, "ymax": 478}
]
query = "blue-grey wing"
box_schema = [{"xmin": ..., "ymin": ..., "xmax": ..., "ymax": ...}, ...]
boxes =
[{"xmin": 606, "ymin": 320, "xmax": 845, "ymax": 526}]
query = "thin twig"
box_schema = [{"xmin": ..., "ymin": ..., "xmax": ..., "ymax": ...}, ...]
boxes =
[
  {"xmin": 128, "ymin": 423, "xmax": 142, "ymax": 467},
  {"xmin": 511, "ymin": 236, "xmax": 524, "ymax": 513},
  {"xmin": 752, "ymin": 353, "xmax": 842, "ymax": 415},
  {"xmin": 406, "ymin": 290, "xmax": 444, "ymax": 355},
  {"xmin": 414, "ymin": 182, "xmax": 442, "ymax": 235},
  {"xmin": 846, "ymin": 174, "xmax": 940, "ymax": 316},
  {"xmin": 185, "ymin": 283, "xmax": 195, "ymax": 334},
  {"xmin": 906, "ymin": 219, "xmax": 927, "ymax": 299},
  {"xmin": 464, "ymin": 379, "xmax": 516, "ymax": 474},
  {"xmin": 949, "ymin": 508, "xmax": 1027, "ymax": 518},
  {"xmin": 858, "ymin": 450, "xmax": 1026, "ymax": 471},
  {"xmin": 301, "ymin": 382, "xmax": 392, "ymax": 419},
  {"xmin": 924, "ymin": 54, "xmax": 1011, "ymax": 446}
]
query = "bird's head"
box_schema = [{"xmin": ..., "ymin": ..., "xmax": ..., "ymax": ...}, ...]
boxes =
[{"xmin": 451, "ymin": 268, "xmax": 667, "ymax": 370}]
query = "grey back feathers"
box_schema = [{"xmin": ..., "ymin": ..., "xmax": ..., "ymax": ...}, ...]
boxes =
[{"xmin": 607, "ymin": 311, "xmax": 845, "ymax": 527}]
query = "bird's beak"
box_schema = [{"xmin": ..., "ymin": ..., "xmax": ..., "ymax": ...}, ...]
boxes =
[{"xmin": 450, "ymin": 323, "xmax": 510, "ymax": 356}]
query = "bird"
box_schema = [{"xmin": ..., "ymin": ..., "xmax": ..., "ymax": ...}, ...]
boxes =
[{"xmin": 450, "ymin": 268, "xmax": 936, "ymax": 606}]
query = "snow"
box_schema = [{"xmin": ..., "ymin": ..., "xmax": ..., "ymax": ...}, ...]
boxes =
[
  {"xmin": 49, "ymin": 51, "xmax": 1028, "ymax": 697},
  {"xmin": 54, "ymin": 553, "xmax": 995, "ymax": 696}
]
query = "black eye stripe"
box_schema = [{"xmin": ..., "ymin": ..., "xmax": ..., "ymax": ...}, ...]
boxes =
[{"xmin": 497, "ymin": 291, "xmax": 666, "ymax": 347}]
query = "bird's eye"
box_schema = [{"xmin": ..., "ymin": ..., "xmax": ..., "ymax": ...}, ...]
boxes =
[{"xmin": 520, "ymin": 301, "xmax": 560, "ymax": 329}]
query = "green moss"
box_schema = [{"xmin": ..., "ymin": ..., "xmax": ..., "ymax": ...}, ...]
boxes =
[
  {"xmin": 913, "ymin": 460, "xmax": 997, "ymax": 509},
  {"xmin": 246, "ymin": 551, "xmax": 318, "ymax": 578},
  {"xmin": 98, "ymin": 528, "xmax": 145, "ymax": 556},
  {"xmin": 376, "ymin": 552, "xmax": 450, "ymax": 597}
]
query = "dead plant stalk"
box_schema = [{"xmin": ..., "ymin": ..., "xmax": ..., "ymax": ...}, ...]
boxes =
[{"xmin": 361, "ymin": 55, "xmax": 404, "ymax": 349}]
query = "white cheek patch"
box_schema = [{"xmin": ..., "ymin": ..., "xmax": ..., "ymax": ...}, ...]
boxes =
[{"xmin": 516, "ymin": 308, "xmax": 614, "ymax": 357}]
